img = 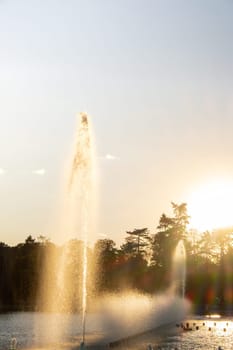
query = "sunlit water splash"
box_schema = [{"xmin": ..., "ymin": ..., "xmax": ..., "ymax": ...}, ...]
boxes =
[
  {"xmin": 33, "ymin": 113, "xmax": 190, "ymax": 348},
  {"xmin": 68, "ymin": 112, "xmax": 95, "ymax": 342},
  {"xmin": 36, "ymin": 112, "xmax": 96, "ymax": 345},
  {"xmin": 172, "ymin": 240, "xmax": 186, "ymax": 298}
]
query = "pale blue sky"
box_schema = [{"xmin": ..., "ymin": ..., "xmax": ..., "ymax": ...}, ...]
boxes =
[{"xmin": 1, "ymin": 0, "xmax": 233, "ymax": 245}]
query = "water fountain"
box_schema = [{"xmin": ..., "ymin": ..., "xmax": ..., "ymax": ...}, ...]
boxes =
[
  {"xmin": 35, "ymin": 112, "xmax": 95, "ymax": 348},
  {"xmin": 172, "ymin": 240, "xmax": 186, "ymax": 299},
  {"xmin": 35, "ymin": 113, "xmax": 189, "ymax": 350},
  {"xmin": 67, "ymin": 112, "xmax": 94, "ymax": 345},
  {"xmin": 98, "ymin": 242, "xmax": 188, "ymax": 346}
]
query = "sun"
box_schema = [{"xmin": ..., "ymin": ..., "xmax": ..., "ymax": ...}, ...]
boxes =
[{"xmin": 188, "ymin": 179, "xmax": 233, "ymax": 232}]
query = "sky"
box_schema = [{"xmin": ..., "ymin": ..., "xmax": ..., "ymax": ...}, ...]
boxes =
[{"xmin": 1, "ymin": 0, "xmax": 233, "ymax": 246}]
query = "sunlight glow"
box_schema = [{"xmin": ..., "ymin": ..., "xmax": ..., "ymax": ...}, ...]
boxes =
[
  {"xmin": 188, "ymin": 180, "xmax": 233, "ymax": 232},
  {"xmin": 0, "ymin": 168, "xmax": 6, "ymax": 175}
]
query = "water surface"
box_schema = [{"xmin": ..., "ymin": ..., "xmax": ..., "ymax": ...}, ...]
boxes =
[{"xmin": 0, "ymin": 313, "xmax": 232, "ymax": 349}]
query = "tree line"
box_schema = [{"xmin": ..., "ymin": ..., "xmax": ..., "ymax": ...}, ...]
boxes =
[{"xmin": 0, "ymin": 202, "xmax": 233, "ymax": 314}]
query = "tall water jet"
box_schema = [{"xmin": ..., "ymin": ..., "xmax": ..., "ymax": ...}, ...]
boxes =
[
  {"xmin": 68, "ymin": 112, "xmax": 95, "ymax": 343},
  {"xmin": 36, "ymin": 112, "xmax": 96, "ymax": 346},
  {"xmin": 172, "ymin": 240, "xmax": 186, "ymax": 298}
]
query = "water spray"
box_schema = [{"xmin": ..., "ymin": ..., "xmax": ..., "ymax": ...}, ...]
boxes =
[
  {"xmin": 172, "ymin": 240, "xmax": 186, "ymax": 298},
  {"xmin": 69, "ymin": 112, "xmax": 94, "ymax": 346}
]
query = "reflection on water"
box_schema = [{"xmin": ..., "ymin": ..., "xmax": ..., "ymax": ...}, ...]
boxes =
[
  {"xmin": 0, "ymin": 312, "xmax": 101, "ymax": 349},
  {"xmin": 1, "ymin": 313, "xmax": 233, "ymax": 349}
]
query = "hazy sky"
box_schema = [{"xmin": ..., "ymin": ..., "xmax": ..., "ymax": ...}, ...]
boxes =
[{"xmin": 1, "ymin": 0, "xmax": 233, "ymax": 245}]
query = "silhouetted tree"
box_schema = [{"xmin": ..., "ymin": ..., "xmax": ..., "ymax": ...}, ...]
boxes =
[
  {"xmin": 151, "ymin": 202, "xmax": 189, "ymax": 288},
  {"xmin": 93, "ymin": 239, "xmax": 118, "ymax": 293},
  {"xmin": 121, "ymin": 228, "xmax": 151, "ymax": 258},
  {"xmin": 25, "ymin": 235, "xmax": 36, "ymax": 245},
  {"xmin": 2, "ymin": 201, "xmax": 233, "ymax": 315},
  {"xmin": 213, "ymin": 228, "xmax": 233, "ymax": 313}
]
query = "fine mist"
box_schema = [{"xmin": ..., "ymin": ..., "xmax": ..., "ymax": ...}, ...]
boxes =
[{"xmin": 95, "ymin": 291, "xmax": 190, "ymax": 342}]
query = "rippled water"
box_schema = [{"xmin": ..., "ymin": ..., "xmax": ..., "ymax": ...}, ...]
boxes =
[
  {"xmin": 0, "ymin": 313, "xmax": 232, "ymax": 349},
  {"xmin": 0, "ymin": 313, "xmax": 102, "ymax": 349}
]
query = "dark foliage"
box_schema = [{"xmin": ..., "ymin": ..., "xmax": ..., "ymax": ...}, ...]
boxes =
[{"xmin": 0, "ymin": 203, "xmax": 233, "ymax": 314}]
